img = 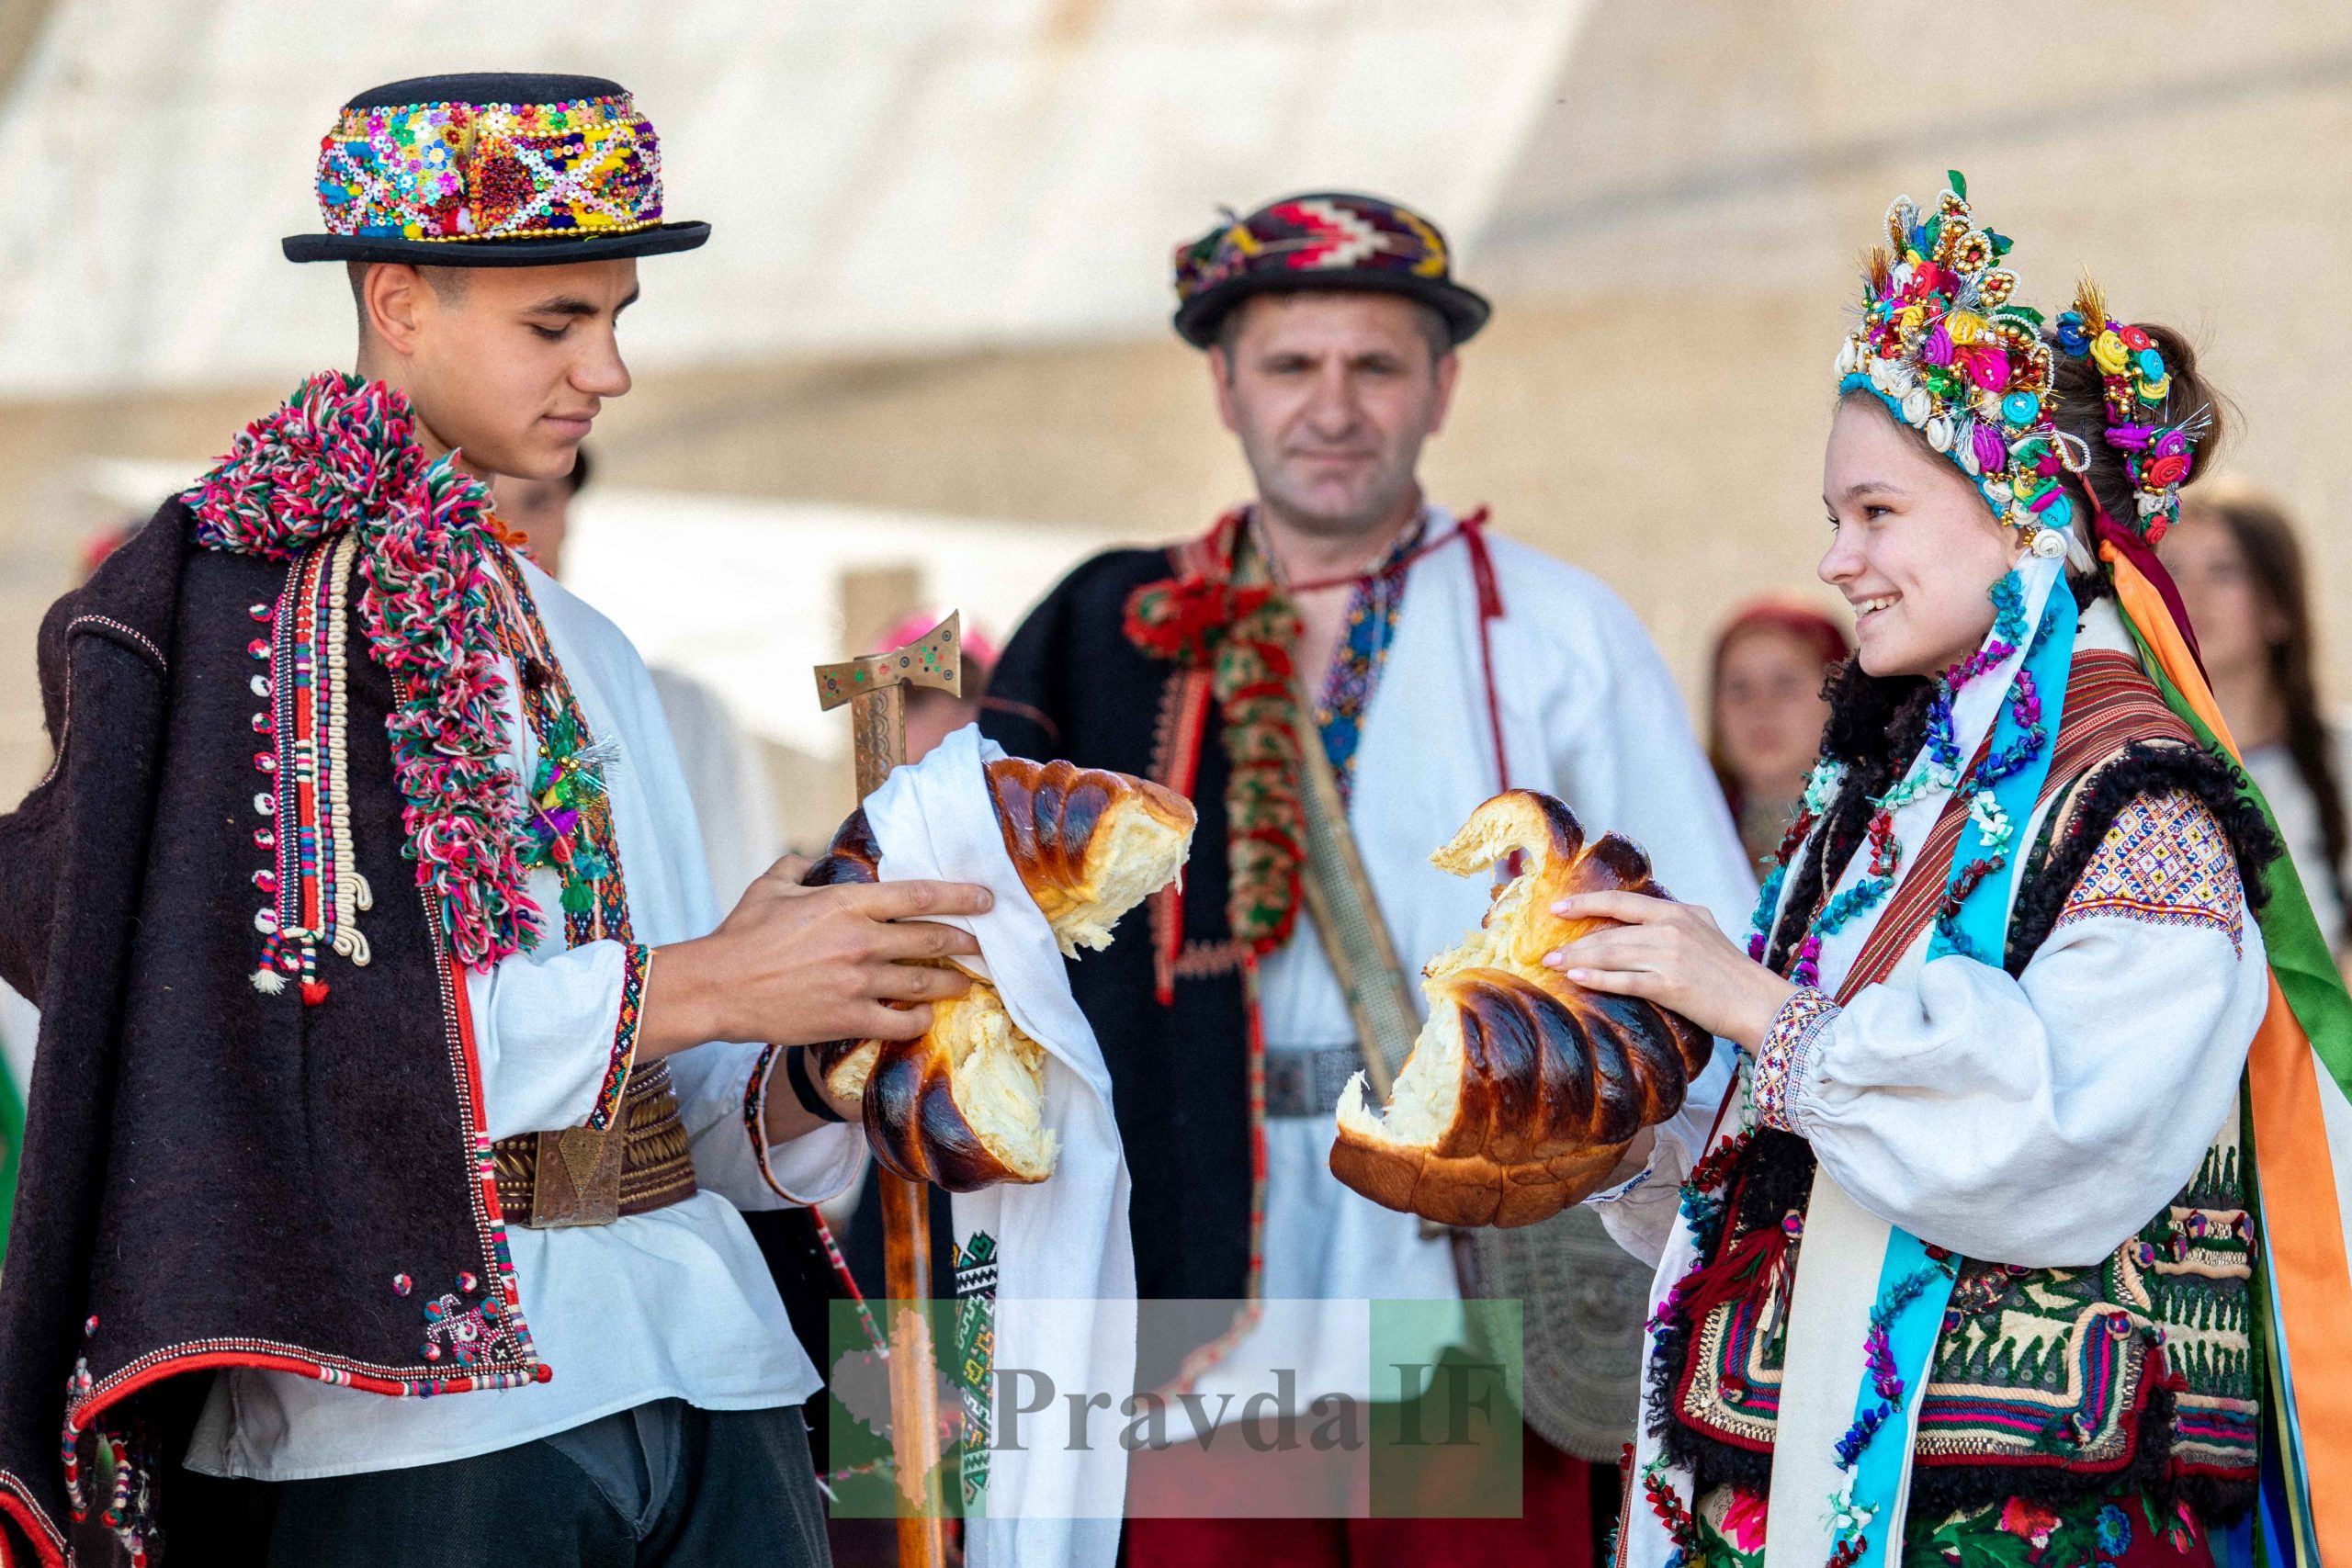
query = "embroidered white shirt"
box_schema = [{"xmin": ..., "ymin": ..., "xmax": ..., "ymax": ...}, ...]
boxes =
[{"xmin": 186, "ymin": 553, "xmax": 862, "ymax": 1482}]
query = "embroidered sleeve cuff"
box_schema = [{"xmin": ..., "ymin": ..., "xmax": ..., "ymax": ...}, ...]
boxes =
[
  {"xmin": 1753, "ymin": 987, "xmax": 1839, "ymax": 1135},
  {"xmin": 584, "ymin": 942, "xmax": 651, "ymax": 1131},
  {"xmin": 742, "ymin": 1044, "xmax": 865, "ymax": 1204}
]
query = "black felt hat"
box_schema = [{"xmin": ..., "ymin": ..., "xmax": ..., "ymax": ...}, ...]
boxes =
[
  {"xmin": 281, "ymin": 73, "xmax": 709, "ymax": 266},
  {"xmin": 1170, "ymin": 192, "xmax": 1490, "ymax": 349}
]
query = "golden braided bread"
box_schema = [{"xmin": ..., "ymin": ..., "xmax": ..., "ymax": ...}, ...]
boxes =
[
  {"xmin": 1329, "ymin": 790, "xmax": 1711, "ymax": 1227},
  {"xmin": 805, "ymin": 757, "xmax": 1194, "ymax": 1191}
]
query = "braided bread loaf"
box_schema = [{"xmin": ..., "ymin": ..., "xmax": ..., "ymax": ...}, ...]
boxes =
[
  {"xmin": 1328, "ymin": 790, "xmax": 1710, "ymax": 1228},
  {"xmin": 805, "ymin": 757, "xmax": 1194, "ymax": 1191}
]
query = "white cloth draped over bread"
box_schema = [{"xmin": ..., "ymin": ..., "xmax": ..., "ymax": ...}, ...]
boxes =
[{"xmin": 863, "ymin": 724, "xmax": 1135, "ymax": 1568}]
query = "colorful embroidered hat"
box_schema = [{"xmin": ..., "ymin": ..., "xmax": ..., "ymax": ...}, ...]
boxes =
[
  {"xmin": 283, "ymin": 73, "xmax": 708, "ymax": 266},
  {"xmin": 1833, "ymin": 171, "xmax": 2080, "ymax": 560},
  {"xmin": 1170, "ymin": 192, "xmax": 1491, "ymax": 348}
]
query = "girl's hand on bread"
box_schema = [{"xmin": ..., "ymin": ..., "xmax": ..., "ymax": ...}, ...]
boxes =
[{"xmin": 1543, "ymin": 891, "xmax": 1794, "ymax": 1050}]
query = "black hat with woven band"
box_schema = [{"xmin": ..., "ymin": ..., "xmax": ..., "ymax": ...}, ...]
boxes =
[{"xmin": 1170, "ymin": 191, "xmax": 1490, "ymax": 348}]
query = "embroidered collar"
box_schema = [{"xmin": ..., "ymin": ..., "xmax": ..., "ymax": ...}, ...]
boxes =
[{"xmin": 185, "ymin": 370, "xmax": 538, "ymax": 968}]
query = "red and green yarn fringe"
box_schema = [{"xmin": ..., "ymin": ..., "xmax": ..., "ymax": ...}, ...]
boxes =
[
  {"xmin": 186, "ymin": 371, "xmax": 541, "ymax": 969},
  {"xmin": 1123, "ymin": 511, "xmax": 1306, "ymax": 957}
]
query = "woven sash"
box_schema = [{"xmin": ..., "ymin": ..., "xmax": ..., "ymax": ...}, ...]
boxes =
[{"xmin": 1835, "ymin": 649, "xmax": 2191, "ymax": 1001}]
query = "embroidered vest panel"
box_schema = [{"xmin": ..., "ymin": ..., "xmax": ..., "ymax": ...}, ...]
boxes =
[{"xmin": 1666, "ymin": 1125, "xmax": 2253, "ymax": 1501}]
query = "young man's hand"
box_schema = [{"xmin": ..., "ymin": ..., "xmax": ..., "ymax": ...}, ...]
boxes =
[{"xmin": 640, "ymin": 853, "xmax": 992, "ymax": 1059}]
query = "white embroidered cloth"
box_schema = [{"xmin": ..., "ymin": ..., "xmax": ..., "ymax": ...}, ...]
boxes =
[{"xmin": 864, "ymin": 724, "xmax": 1136, "ymax": 1568}]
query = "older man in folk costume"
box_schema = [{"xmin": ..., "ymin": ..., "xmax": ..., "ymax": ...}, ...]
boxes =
[
  {"xmin": 1557, "ymin": 174, "xmax": 2352, "ymax": 1568},
  {"xmin": 0, "ymin": 74, "xmax": 1000, "ymax": 1566},
  {"xmin": 978, "ymin": 193, "xmax": 1756, "ymax": 1565}
]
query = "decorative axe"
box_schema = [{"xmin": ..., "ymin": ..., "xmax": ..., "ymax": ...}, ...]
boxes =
[{"xmin": 814, "ymin": 611, "xmax": 961, "ymax": 1568}]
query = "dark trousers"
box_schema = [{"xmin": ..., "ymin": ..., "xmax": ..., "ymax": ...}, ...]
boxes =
[{"xmin": 170, "ymin": 1399, "xmax": 831, "ymax": 1567}]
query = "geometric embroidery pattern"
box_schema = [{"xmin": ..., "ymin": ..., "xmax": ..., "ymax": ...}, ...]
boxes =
[
  {"xmin": 1313, "ymin": 513, "xmax": 1424, "ymax": 805},
  {"xmin": 1752, "ymin": 987, "xmax": 1839, "ymax": 1134},
  {"xmin": 2055, "ymin": 788, "xmax": 2244, "ymax": 955}
]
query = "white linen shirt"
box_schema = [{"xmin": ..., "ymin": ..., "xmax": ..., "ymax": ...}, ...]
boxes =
[{"xmin": 187, "ymin": 552, "xmax": 863, "ymax": 1481}]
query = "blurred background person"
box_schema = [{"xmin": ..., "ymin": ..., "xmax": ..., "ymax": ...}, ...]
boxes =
[
  {"xmin": 1707, "ymin": 600, "xmax": 1849, "ymax": 870},
  {"xmin": 2164, "ymin": 485, "xmax": 2352, "ymax": 955},
  {"xmin": 499, "ymin": 447, "xmax": 786, "ymax": 905}
]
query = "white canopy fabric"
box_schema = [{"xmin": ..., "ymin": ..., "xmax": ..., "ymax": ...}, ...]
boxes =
[{"xmin": 0, "ymin": 0, "xmax": 1590, "ymax": 397}]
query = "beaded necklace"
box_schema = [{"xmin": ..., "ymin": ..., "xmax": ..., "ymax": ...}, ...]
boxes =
[{"xmin": 1746, "ymin": 570, "xmax": 2041, "ymax": 987}]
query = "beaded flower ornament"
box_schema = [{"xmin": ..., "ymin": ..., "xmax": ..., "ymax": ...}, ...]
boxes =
[
  {"xmin": 1834, "ymin": 171, "xmax": 2085, "ymax": 563},
  {"xmin": 2054, "ymin": 277, "xmax": 2206, "ymax": 544}
]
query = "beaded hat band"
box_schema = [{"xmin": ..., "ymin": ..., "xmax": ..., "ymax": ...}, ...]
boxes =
[{"xmin": 283, "ymin": 73, "xmax": 708, "ymax": 267}]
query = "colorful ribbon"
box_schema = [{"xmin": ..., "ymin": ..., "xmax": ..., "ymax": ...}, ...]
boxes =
[{"xmin": 2102, "ymin": 535, "xmax": 2352, "ymax": 1568}]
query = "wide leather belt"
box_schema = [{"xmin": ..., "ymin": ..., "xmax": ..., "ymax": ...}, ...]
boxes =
[
  {"xmin": 492, "ymin": 1057, "xmax": 698, "ymax": 1227},
  {"xmin": 1263, "ymin": 1044, "xmax": 1370, "ymax": 1120}
]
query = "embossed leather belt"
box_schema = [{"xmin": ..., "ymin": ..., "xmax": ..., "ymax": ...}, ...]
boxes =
[
  {"xmin": 1264, "ymin": 1044, "xmax": 1373, "ymax": 1120},
  {"xmin": 492, "ymin": 1058, "xmax": 698, "ymax": 1227}
]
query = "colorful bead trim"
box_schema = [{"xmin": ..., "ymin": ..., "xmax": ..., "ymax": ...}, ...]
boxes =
[
  {"xmin": 589, "ymin": 944, "xmax": 651, "ymax": 1132},
  {"xmin": 1747, "ymin": 570, "xmax": 2046, "ymax": 989},
  {"xmin": 187, "ymin": 372, "xmax": 539, "ymax": 969},
  {"xmin": 248, "ymin": 532, "xmax": 375, "ymax": 1005},
  {"xmin": 315, "ymin": 94, "xmax": 663, "ymax": 243},
  {"xmin": 1823, "ymin": 1257, "xmax": 1958, "ymax": 1568},
  {"xmin": 1313, "ymin": 514, "xmax": 1424, "ymax": 804},
  {"xmin": 1753, "ymin": 987, "xmax": 1840, "ymax": 1134},
  {"xmin": 1835, "ymin": 171, "xmax": 2083, "ymax": 562}
]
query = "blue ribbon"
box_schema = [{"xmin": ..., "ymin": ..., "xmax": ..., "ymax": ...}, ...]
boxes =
[
  {"xmin": 1927, "ymin": 569, "xmax": 2077, "ymax": 964},
  {"xmin": 1837, "ymin": 570, "xmax": 2076, "ymax": 1568}
]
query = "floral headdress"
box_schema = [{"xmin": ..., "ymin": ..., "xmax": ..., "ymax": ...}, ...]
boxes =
[
  {"xmin": 1834, "ymin": 171, "xmax": 2083, "ymax": 561},
  {"xmin": 2053, "ymin": 278, "xmax": 2206, "ymax": 544}
]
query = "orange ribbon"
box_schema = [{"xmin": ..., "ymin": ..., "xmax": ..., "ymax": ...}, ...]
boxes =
[{"xmin": 2107, "ymin": 542, "xmax": 2352, "ymax": 1557}]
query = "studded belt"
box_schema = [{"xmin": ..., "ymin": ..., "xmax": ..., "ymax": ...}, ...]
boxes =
[
  {"xmin": 1263, "ymin": 1044, "xmax": 1375, "ymax": 1120},
  {"xmin": 492, "ymin": 1058, "xmax": 699, "ymax": 1227}
]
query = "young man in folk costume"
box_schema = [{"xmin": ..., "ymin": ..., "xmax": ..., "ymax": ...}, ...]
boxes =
[
  {"xmin": 0, "ymin": 73, "xmax": 996, "ymax": 1566},
  {"xmin": 978, "ymin": 193, "xmax": 1757, "ymax": 1565},
  {"xmin": 1555, "ymin": 175, "xmax": 2352, "ymax": 1568}
]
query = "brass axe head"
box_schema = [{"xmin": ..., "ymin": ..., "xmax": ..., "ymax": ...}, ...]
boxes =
[{"xmin": 813, "ymin": 611, "xmax": 964, "ymax": 712}]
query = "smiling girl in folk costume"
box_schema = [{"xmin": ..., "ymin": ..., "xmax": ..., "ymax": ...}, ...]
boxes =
[{"xmin": 1542, "ymin": 173, "xmax": 2352, "ymax": 1568}]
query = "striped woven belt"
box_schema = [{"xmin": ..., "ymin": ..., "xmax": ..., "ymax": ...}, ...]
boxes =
[
  {"xmin": 492, "ymin": 1058, "xmax": 699, "ymax": 1227},
  {"xmin": 1264, "ymin": 1044, "xmax": 1372, "ymax": 1120}
]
